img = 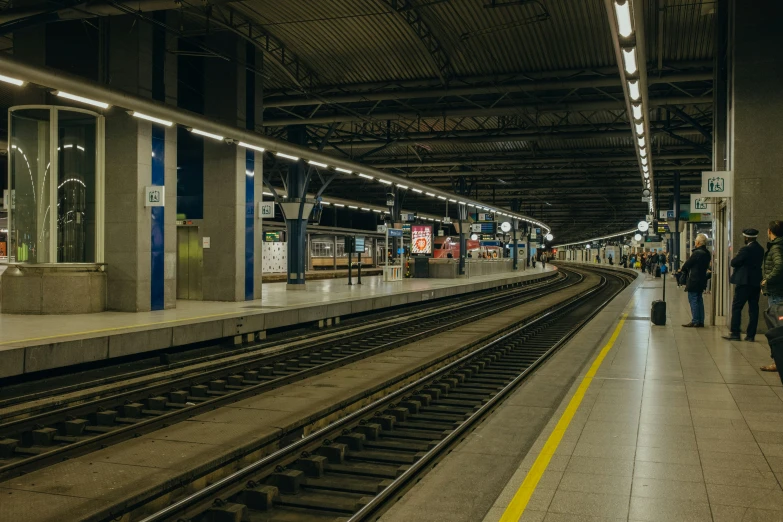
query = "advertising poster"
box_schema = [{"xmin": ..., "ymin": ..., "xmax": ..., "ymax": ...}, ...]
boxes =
[{"xmin": 411, "ymin": 225, "xmax": 432, "ymax": 256}]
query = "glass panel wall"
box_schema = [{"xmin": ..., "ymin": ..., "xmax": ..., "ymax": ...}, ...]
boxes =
[
  {"xmin": 9, "ymin": 109, "xmax": 51, "ymax": 263},
  {"xmin": 9, "ymin": 106, "xmax": 102, "ymax": 264},
  {"xmin": 57, "ymin": 111, "xmax": 97, "ymax": 262}
]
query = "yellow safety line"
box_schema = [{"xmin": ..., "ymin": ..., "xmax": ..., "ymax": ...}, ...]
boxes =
[
  {"xmin": 499, "ymin": 312, "xmax": 628, "ymax": 522},
  {"xmin": 0, "ymin": 311, "xmax": 250, "ymax": 346}
]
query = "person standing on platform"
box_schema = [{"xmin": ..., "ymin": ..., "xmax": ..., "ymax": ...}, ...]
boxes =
[
  {"xmin": 762, "ymin": 221, "xmax": 783, "ymax": 373},
  {"xmin": 723, "ymin": 228, "xmax": 764, "ymax": 342},
  {"xmin": 679, "ymin": 234, "xmax": 711, "ymax": 328}
]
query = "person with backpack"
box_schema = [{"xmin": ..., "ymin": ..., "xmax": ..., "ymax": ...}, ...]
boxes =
[
  {"xmin": 678, "ymin": 234, "xmax": 711, "ymax": 327},
  {"xmin": 723, "ymin": 228, "xmax": 764, "ymax": 342}
]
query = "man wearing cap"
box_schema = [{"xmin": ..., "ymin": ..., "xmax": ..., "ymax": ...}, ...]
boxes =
[{"xmin": 723, "ymin": 228, "xmax": 764, "ymax": 341}]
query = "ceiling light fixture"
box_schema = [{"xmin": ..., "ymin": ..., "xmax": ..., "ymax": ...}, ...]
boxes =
[
  {"xmin": 0, "ymin": 74, "xmax": 24, "ymax": 86},
  {"xmin": 614, "ymin": 0, "xmax": 633, "ymax": 38},
  {"xmin": 635, "ymin": 122, "xmax": 644, "ymax": 135},
  {"xmin": 426, "ymin": 192, "xmax": 436, "ymax": 197},
  {"xmin": 631, "ymin": 103, "xmax": 643, "ymax": 120},
  {"xmin": 131, "ymin": 112, "xmax": 173, "ymax": 126},
  {"xmin": 308, "ymin": 160, "xmax": 328, "ymax": 168},
  {"xmin": 358, "ymin": 173, "xmax": 373, "ymax": 179},
  {"xmin": 276, "ymin": 152, "xmax": 299, "ymax": 161},
  {"xmin": 56, "ymin": 91, "xmax": 110, "ymax": 109},
  {"xmin": 637, "ymin": 136, "xmax": 645, "ymax": 147},
  {"xmin": 627, "ymin": 80, "xmax": 641, "ymax": 101},
  {"xmin": 191, "ymin": 128, "xmax": 225, "ymax": 141},
  {"xmin": 622, "ymin": 48, "xmax": 638, "ymax": 74},
  {"xmin": 335, "ymin": 167, "xmax": 352, "ymax": 174},
  {"xmin": 378, "ymin": 179, "xmax": 393, "ymax": 185},
  {"xmin": 411, "ymin": 188, "xmax": 422, "ymax": 193},
  {"xmin": 238, "ymin": 142, "xmax": 265, "ymax": 152}
]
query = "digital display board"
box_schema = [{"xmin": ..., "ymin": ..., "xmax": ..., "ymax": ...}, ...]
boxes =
[
  {"xmin": 411, "ymin": 225, "xmax": 433, "ymax": 256},
  {"xmin": 264, "ymin": 231, "xmax": 284, "ymax": 242},
  {"xmin": 355, "ymin": 236, "xmax": 366, "ymax": 253}
]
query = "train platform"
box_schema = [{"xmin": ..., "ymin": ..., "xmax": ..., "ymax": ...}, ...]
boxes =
[
  {"xmin": 381, "ymin": 266, "xmax": 783, "ymax": 522},
  {"xmin": 0, "ymin": 267, "xmax": 554, "ymax": 379}
]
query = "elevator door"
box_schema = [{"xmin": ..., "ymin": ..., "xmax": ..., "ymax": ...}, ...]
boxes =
[{"xmin": 177, "ymin": 227, "xmax": 203, "ymax": 300}]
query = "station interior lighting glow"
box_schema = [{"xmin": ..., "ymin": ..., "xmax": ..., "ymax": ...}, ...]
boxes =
[
  {"xmin": 131, "ymin": 112, "xmax": 173, "ymax": 126},
  {"xmin": 425, "ymin": 192, "xmax": 436, "ymax": 197},
  {"xmin": 358, "ymin": 173, "xmax": 373, "ymax": 179},
  {"xmin": 275, "ymin": 152, "xmax": 299, "ymax": 161},
  {"xmin": 335, "ymin": 167, "xmax": 352, "ymax": 174},
  {"xmin": 378, "ymin": 179, "xmax": 392, "ymax": 185},
  {"xmin": 238, "ymin": 142, "xmax": 265, "ymax": 152},
  {"xmin": 56, "ymin": 91, "xmax": 109, "ymax": 109},
  {"xmin": 627, "ymin": 80, "xmax": 640, "ymax": 100},
  {"xmin": 308, "ymin": 160, "xmax": 328, "ymax": 168},
  {"xmin": 396, "ymin": 184, "xmax": 408, "ymax": 189},
  {"xmin": 411, "ymin": 188, "xmax": 422, "ymax": 193},
  {"xmin": 622, "ymin": 48, "xmax": 637, "ymax": 74},
  {"xmin": 191, "ymin": 128, "xmax": 224, "ymax": 141},
  {"xmin": 614, "ymin": 0, "xmax": 633, "ymax": 37},
  {"xmin": 0, "ymin": 73, "xmax": 24, "ymax": 86}
]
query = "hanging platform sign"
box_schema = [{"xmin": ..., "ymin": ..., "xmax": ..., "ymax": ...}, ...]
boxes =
[
  {"xmin": 259, "ymin": 201, "xmax": 275, "ymax": 219},
  {"xmin": 701, "ymin": 171, "xmax": 733, "ymax": 197},
  {"xmin": 690, "ymin": 194, "xmax": 710, "ymax": 213}
]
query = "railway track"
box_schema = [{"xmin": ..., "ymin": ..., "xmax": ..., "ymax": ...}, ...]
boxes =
[
  {"xmin": 132, "ymin": 267, "xmax": 633, "ymax": 522},
  {"xmin": 0, "ymin": 269, "xmax": 579, "ymax": 481}
]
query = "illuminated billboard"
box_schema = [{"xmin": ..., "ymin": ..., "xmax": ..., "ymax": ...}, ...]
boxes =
[{"xmin": 411, "ymin": 225, "xmax": 433, "ymax": 256}]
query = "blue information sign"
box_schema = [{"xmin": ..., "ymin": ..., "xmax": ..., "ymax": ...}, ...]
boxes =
[{"xmin": 388, "ymin": 229, "xmax": 404, "ymax": 238}]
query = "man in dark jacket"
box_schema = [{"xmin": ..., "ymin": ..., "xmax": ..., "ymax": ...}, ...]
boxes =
[
  {"xmin": 723, "ymin": 228, "xmax": 764, "ymax": 341},
  {"xmin": 762, "ymin": 221, "xmax": 783, "ymax": 373},
  {"xmin": 763, "ymin": 221, "xmax": 783, "ymax": 328},
  {"xmin": 679, "ymin": 234, "xmax": 711, "ymax": 327}
]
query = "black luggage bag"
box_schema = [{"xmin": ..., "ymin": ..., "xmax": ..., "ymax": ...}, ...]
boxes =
[
  {"xmin": 651, "ymin": 272, "xmax": 667, "ymax": 325},
  {"xmin": 655, "ymin": 265, "xmax": 661, "ymax": 277}
]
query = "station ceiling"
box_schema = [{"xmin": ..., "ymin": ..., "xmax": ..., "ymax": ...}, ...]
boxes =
[{"xmin": 0, "ymin": 0, "xmax": 715, "ymax": 242}]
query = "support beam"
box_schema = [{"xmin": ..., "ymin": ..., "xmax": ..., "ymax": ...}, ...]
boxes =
[
  {"xmin": 262, "ymin": 96, "xmax": 713, "ymax": 126},
  {"xmin": 264, "ymin": 72, "xmax": 712, "ymax": 108}
]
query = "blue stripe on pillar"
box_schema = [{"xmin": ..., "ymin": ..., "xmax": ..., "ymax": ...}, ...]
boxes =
[
  {"xmin": 151, "ymin": 126, "xmax": 165, "ymax": 310},
  {"xmin": 245, "ymin": 150, "xmax": 254, "ymax": 300}
]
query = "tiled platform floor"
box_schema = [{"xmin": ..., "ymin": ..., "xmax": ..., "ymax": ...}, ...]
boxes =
[{"xmin": 484, "ymin": 272, "xmax": 783, "ymax": 522}]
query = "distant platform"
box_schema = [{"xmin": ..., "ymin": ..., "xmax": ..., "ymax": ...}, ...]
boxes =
[{"xmin": 0, "ymin": 267, "xmax": 555, "ymax": 378}]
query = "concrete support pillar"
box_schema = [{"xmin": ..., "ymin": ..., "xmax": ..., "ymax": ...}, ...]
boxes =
[
  {"xmin": 729, "ymin": 0, "xmax": 783, "ymax": 332},
  {"xmin": 201, "ymin": 35, "xmax": 264, "ymax": 301},
  {"xmin": 104, "ymin": 15, "xmax": 177, "ymax": 311}
]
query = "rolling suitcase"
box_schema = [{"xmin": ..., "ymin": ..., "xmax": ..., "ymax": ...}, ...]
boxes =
[
  {"xmin": 651, "ymin": 272, "xmax": 667, "ymax": 325},
  {"xmin": 655, "ymin": 265, "xmax": 661, "ymax": 277}
]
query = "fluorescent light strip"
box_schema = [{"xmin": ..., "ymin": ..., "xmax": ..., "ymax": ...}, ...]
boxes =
[
  {"xmin": 308, "ymin": 160, "xmax": 328, "ymax": 168},
  {"xmin": 628, "ymin": 80, "xmax": 641, "ymax": 101},
  {"xmin": 396, "ymin": 184, "xmax": 408, "ymax": 189},
  {"xmin": 276, "ymin": 152, "xmax": 299, "ymax": 161},
  {"xmin": 458, "ymin": 201, "xmax": 466, "ymax": 205},
  {"xmin": 622, "ymin": 48, "xmax": 638, "ymax": 75},
  {"xmin": 0, "ymin": 74, "xmax": 24, "ymax": 86},
  {"xmin": 262, "ymin": 191, "xmax": 274, "ymax": 196},
  {"xmin": 131, "ymin": 112, "xmax": 173, "ymax": 127},
  {"xmin": 639, "ymin": 148, "xmax": 647, "ymax": 158},
  {"xmin": 348, "ymin": 205, "xmax": 358, "ymax": 209},
  {"xmin": 411, "ymin": 188, "xmax": 422, "ymax": 193},
  {"xmin": 378, "ymin": 179, "xmax": 393, "ymax": 185},
  {"xmin": 56, "ymin": 91, "xmax": 110, "ymax": 109},
  {"xmin": 322, "ymin": 201, "xmax": 330, "ymax": 205},
  {"xmin": 361, "ymin": 207, "xmax": 370, "ymax": 211},
  {"xmin": 372, "ymin": 209, "xmax": 381, "ymax": 213},
  {"xmin": 335, "ymin": 167, "xmax": 353, "ymax": 174},
  {"xmin": 632, "ymin": 103, "xmax": 643, "ymax": 120},
  {"xmin": 448, "ymin": 199, "xmax": 457, "ymax": 203},
  {"xmin": 191, "ymin": 128, "xmax": 224, "ymax": 141},
  {"xmin": 334, "ymin": 203, "xmax": 345, "ymax": 207},
  {"xmin": 635, "ymin": 122, "xmax": 644, "ymax": 135},
  {"xmin": 238, "ymin": 142, "xmax": 265, "ymax": 152},
  {"xmin": 614, "ymin": 0, "xmax": 633, "ymax": 38},
  {"xmin": 468, "ymin": 203, "xmax": 475, "ymax": 207},
  {"xmin": 426, "ymin": 192, "xmax": 436, "ymax": 197},
  {"xmin": 637, "ymin": 136, "xmax": 646, "ymax": 147},
  {"xmin": 358, "ymin": 173, "xmax": 373, "ymax": 179},
  {"xmin": 437, "ymin": 196, "xmax": 446, "ymax": 200}
]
